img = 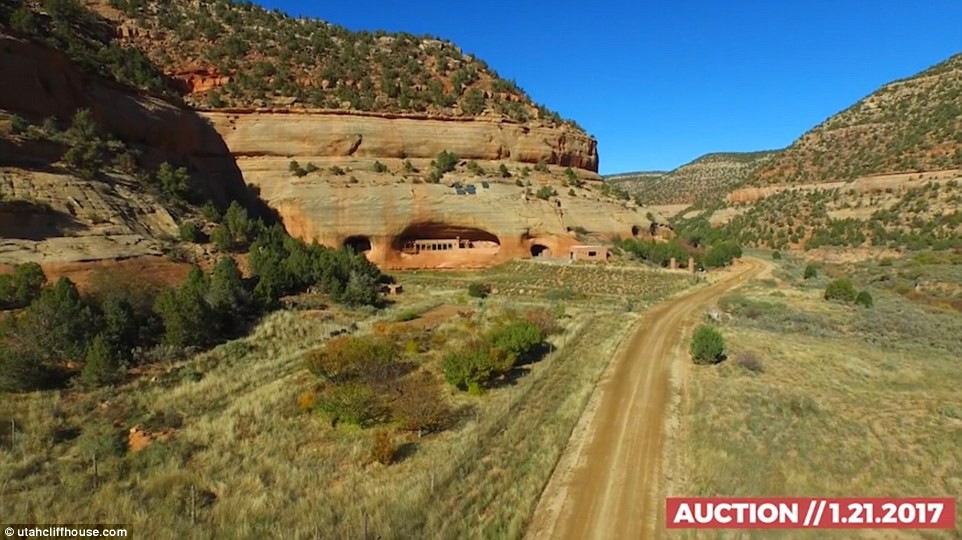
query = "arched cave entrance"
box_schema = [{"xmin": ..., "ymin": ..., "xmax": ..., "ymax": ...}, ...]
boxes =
[
  {"xmin": 530, "ymin": 244, "xmax": 551, "ymax": 258},
  {"xmin": 631, "ymin": 225, "xmax": 641, "ymax": 237},
  {"xmin": 394, "ymin": 222, "xmax": 501, "ymax": 254},
  {"xmin": 344, "ymin": 235, "xmax": 372, "ymax": 253}
]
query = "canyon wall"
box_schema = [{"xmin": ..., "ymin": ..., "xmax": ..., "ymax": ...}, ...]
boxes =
[{"xmin": 201, "ymin": 110, "xmax": 598, "ymax": 172}]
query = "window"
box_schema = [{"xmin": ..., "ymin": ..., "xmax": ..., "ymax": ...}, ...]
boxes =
[{"xmin": 588, "ymin": 251, "xmax": 597, "ymax": 257}]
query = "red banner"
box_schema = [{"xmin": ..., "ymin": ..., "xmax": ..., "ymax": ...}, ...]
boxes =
[{"xmin": 666, "ymin": 497, "xmax": 956, "ymax": 529}]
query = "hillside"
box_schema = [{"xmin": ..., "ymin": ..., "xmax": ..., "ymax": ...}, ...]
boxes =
[
  {"xmin": 0, "ymin": 0, "xmax": 667, "ymax": 273},
  {"xmin": 753, "ymin": 53, "xmax": 962, "ymax": 186},
  {"xmin": 608, "ymin": 151, "xmax": 779, "ymax": 207},
  {"xmin": 83, "ymin": 0, "xmax": 580, "ymax": 129}
]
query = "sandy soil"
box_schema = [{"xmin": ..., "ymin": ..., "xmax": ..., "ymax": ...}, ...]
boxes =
[{"xmin": 525, "ymin": 258, "xmax": 768, "ymax": 540}]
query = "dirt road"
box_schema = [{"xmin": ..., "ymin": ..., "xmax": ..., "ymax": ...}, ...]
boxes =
[{"xmin": 525, "ymin": 258, "xmax": 768, "ymax": 540}]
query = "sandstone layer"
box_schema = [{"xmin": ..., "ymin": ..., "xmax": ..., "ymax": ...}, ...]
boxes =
[
  {"xmin": 233, "ymin": 157, "xmax": 662, "ymax": 269},
  {"xmin": 201, "ymin": 110, "xmax": 598, "ymax": 172}
]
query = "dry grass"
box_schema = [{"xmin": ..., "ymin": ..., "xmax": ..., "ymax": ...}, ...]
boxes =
[
  {"xmin": 1, "ymin": 263, "xmax": 682, "ymax": 539},
  {"xmin": 670, "ymin": 273, "xmax": 962, "ymax": 539}
]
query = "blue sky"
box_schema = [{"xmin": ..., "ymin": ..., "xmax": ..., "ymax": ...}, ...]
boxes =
[{"xmin": 258, "ymin": 1, "xmax": 962, "ymax": 175}]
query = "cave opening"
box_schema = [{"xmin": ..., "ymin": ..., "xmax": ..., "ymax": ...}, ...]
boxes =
[
  {"xmin": 344, "ymin": 235, "xmax": 372, "ymax": 253},
  {"xmin": 631, "ymin": 225, "xmax": 641, "ymax": 237},
  {"xmin": 530, "ymin": 244, "xmax": 551, "ymax": 258},
  {"xmin": 394, "ymin": 222, "xmax": 501, "ymax": 254}
]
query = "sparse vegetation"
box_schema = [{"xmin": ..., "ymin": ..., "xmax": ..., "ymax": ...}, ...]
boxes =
[{"xmin": 535, "ymin": 186, "xmax": 557, "ymax": 200}]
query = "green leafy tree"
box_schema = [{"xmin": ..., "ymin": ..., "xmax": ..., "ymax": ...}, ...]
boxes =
[
  {"xmin": 155, "ymin": 162, "xmax": 192, "ymax": 201},
  {"xmin": 100, "ymin": 296, "xmax": 138, "ymax": 363},
  {"xmin": 17, "ymin": 278, "xmax": 97, "ymax": 363},
  {"xmin": 62, "ymin": 109, "xmax": 105, "ymax": 179},
  {"xmin": 78, "ymin": 334, "xmax": 123, "ymax": 387},
  {"xmin": 690, "ymin": 325, "xmax": 725, "ymax": 365},
  {"xmin": 499, "ymin": 163, "xmax": 511, "ymax": 178},
  {"xmin": 155, "ymin": 266, "xmax": 209, "ymax": 348},
  {"xmin": 207, "ymin": 257, "xmax": 247, "ymax": 320},
  {"xmin": 224, "ymin": 201, "xmax": 257, "ymax": 249},
  {"xmin": 341, "ymin": 270, "xmax": 380, "ymax": 306},
  {"xmin": 803, "ymin": 264, "xmax": 818, "ymax": 279},
  {"xmin": 0, "ymin": 262, "xmax": 47, "ymax": 309},
  {"xmin": 0, "ymin": 345, "xmax": 44, "ymax": 392}
]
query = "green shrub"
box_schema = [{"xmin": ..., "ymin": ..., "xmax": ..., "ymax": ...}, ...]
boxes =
[
  {"xmin": 534, "ymin": 160, "xmax": 549, "ymax": 173},
  {"xmin": 373, "ymin": 160, "xmax": 388, "ymax": 173},
  {"xmin": 536, "ymin": 186, "xmax": 557, "ymax": 200},
  {"xmin": 499, "ymin": 164, "xmax": 511, "ymax": 178},
  {"xmin": 854, "ymin": 290, "xmax": 874, "ymax": 308},
  {"xmin": 316, "ymin": 382, "xmax": 385, "ymax": 427},
  {"xmin": 803, "ymin": 264, "xmax": 818, "ymax": 279},
  {"xmin": 702, "ymin": 242, "xmax": 743, "ymax": 268},
  {"xmin": 432, "ymin": 150, "xmax": 458, "ymax": 175},
  {"xmin": 690, "ymin": 325, "xmax": 725, "ymax": 365},
  {"xmin": 772, "ymin": 251, "xmax": 782, "ymax": 260},
  {"xmin": 178, "ymin": 221, "xmax": 202, "ymax": 243},
  {"xmin": 467, "ymin": 282, "xmax": 490, "ymax": 298},
  {"xmin": 486, "ymin": 319, "xmax": 543, "ymax": 366},
  {"xmin": 154, "ymin": 162, "xmax": 191, "ymax": 201},
  {"xmin": 824, "ymin": 278, "xmax": 857, "ymax": 303},
  {"xmin": 442, "ymin": 345, "xmax": 494, "ymax": 391},
  {"xmin": 287, "ymin": 159, "xmax": 307, "ymax": 178}
]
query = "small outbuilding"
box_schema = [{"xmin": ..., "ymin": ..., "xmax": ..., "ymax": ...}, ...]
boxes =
[{"xmin": 569, "ymin": 245, "xmax": 609, "ymax": 262}]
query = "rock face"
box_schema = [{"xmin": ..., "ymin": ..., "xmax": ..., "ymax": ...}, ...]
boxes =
[
  {"xmin": 1, "ymin": 32, "xmax": 651, "ymax": 270},
  {"xmin": 232, "ymin": 156, "xmax": 660, "ymax": 269},
  {"xmin": 201, "ymin": 111, "xmax": 599, "ymax": 172}
]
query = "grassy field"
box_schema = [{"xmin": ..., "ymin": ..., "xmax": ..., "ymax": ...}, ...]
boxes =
[
  {"xmin": 0, "ymin": 261, "xmax": 691, "ymax": 539},
  {"xmin": 669, "ymin": 254, "xmax": 962, "ymax": 539},
  {"xmin": 400, "ymin": 259, "xmax": 694, "ymax": 307}
]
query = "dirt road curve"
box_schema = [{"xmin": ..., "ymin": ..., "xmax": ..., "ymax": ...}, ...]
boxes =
[{"xmin": 526, "ymin": 258, "xmax": 768, "ymax": 540}]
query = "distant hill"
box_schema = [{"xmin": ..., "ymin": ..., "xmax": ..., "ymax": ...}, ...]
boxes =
[
  {"xmin": 753, "ymin": 53, "xmax": 962, "ymax": 186},
  {"xmin": 608, "ymin": 151, "xmax": 779, "ymax": 207}
]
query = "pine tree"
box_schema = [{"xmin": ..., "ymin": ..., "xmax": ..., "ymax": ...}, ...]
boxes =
[{"xmin": 79, "ymin": 334, "xmax": 123, "ymax": 387}]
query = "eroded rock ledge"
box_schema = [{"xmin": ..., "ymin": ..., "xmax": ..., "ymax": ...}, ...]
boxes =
[{"xmin": 200, "ymin": 110, "xmax": 599, "ymax": 172}]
